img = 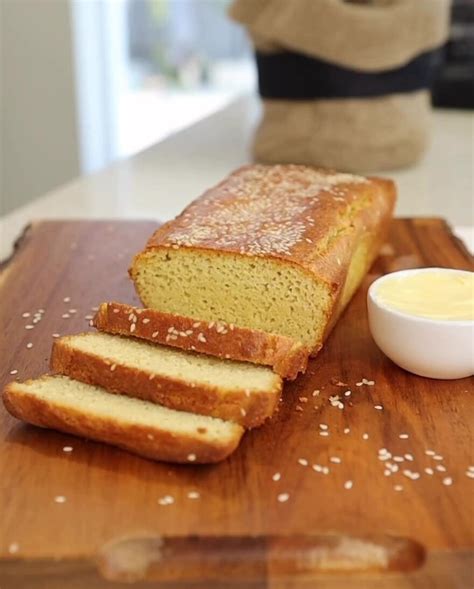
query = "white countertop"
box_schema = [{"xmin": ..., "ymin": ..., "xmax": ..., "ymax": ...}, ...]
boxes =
[{"xmin": 1, "ymin": 94, "xmax": 473, "ymax": 260}]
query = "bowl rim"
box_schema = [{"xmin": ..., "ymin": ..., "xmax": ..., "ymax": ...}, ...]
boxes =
[{"xmin": 367, "ymin": 267, "xmax": 474, "ymax": 326}]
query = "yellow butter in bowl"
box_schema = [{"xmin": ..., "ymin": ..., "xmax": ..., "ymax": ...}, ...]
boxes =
[
  {"xmin": 375, "ymin": 270, "xmax": 474, "ymax": 321},
  {"xmin": 367, "ymin": 268, "xmax": 474, "ymax": 379}
]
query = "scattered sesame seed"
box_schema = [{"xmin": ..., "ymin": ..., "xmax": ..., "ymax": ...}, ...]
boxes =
[
  {"xmin": 319, "ymin": 431, "xmax": 329, "ymax": 437},
  {"xmin": 442, "ymin": 477, "xmax": 453, "ymax": 486},
  {"xmin": 362, "ymin": 433, "xmax": 369, "ymax": 440},
  {"xmin": 295, "ymin": 405, "xmax": 303, "ymax": 412},
  {"xmin": 147, "ymin": 433, "xmax": 154, "ymax": 440},
  {"xmin": 158, "ymin": 495, "xmax": 174, "ymax": 505},
  {"xmin": 312, "ymin": 464, "xmax": 323, "ymax": 472},
  {"xmin": 436, "ymin": 465, "xmax": 446, "ymax": 472},
  {"xmin": 468, "ymin": 466, "xmax": 474, "ymax": 472},
  {"xmin": 384, "ymin": 469, "xmax": 391, "ymax": 476},
  {"xmin": 187, "ymin": 491, "xmax": 200, "ymax": 499},
  {"xmin": 63, "ymin": 446, "xmax": 73, "ymax": 453},
  {"xmin": 374, "ymin": 405, "xmax": 383, "ymax": 410},
  {"xmin": 62, "ymin": 313, "xmax": 70, "ymax": 319},
  {"xmin": 130, "ymin": 323, "xmax": 136, "ymax": 333},
  {"xmin": 330, "ymin": 457, "xmax": 341, "ymax": 464},
  {"xmin": 319, "ymin": 423, "xmax": 328, "ymax": 430},
  {"xmin": 26, "ymin": 342, "xmax": 33, "ymax": 349},
  {"xmin": 393, "ymin": 456, "xmax": 404, "ymax": 463},
  {"xmin": 404, "ymin": 454, "xmax": 414, "ymax": 461},
  {"xmin": 344, "ymin": 390, "xmax": 351, "ymax": 397},
  {"xmin": 152, "ymin": 331, "xmax": 159, "ymax": 338},
  {"xmin": 322, "ymin": 467, "xmax": 330, "ymax": 475},
  {"xmin": 22, "ymin": 312, "xmax": 30, "ymax": 318},
  {"xmin": 142, "ymin": 318, "xmax": 150, "ymax": 324},
  {"xmin": 240, "ymin": 408, "xmax": 247, "ymax": 417},
  {"xmin": 425, "ymin": 450, "xmax": 436, "ymax": 456},
  {"xmin": 113, "ymin": 308, "xmax": 120, "ymax": 313},
  {"xmin": 272, "ymin": 472, "xmax": 281, "ymax": 481},
  {"xmin": 25, "ymin": 324, "xmax": 34, "ymax": 330},
  {"xmin": 52, "ymin": 333, "xmax": 60, "ymax": 338},
  {"xmin": 110, "ymin": 364, "xmax": 117, "ymax": 372},
  {"xmin": 344, "ymin": 480, "xmax": 353, "ymax": 490},
  {"xmin": 343, "ymin": 427, "xmax": 350, "ymax": 434},
  {"xmin": 8, "ymin": 542, "xmax": 19, "ymax": 554},
  {"xmin": 84, "ymin": 315, "xmax": 93, "ymax": 320},
  {"xmin": 394, "ymin": 485, "xmax": 403, "ymax": 492},
  {"xmin": 433, "ymin": 455, "xmax": 443, "ymax": 461},
  {"xmin": 424, "ymin": 467, "xmax": 434, "ymax": 475},
  {"xmin": 312, "ymin": 389, "xmax": 320, "ymax": 397},
  {"xmin": 187, "ymin": 453, "xmax": 197, "ymax": 462},
  {"xmin": 69, "ymin": 309, "xmax": 77, "ymax": 314},
  {"xmin": 63, "ymin": 297, "xmax": 71, "ymax": 303},
  {"xmin": 298, "ymin": 396, "xmax": 308, "ymax": 403},
  {"xmin": 277, "ymin": 493, "xmax": 289, "ymax": 503},
  {"xmin": 399, "ymin": 434, "xmax": 409, "ymax": 439},
  {"xmin": 54, "ymin": 495, "xmax": 66, "ymax": 503},
  {"xmin": 9, "ymin": 370, "xmax": 18, "ymax": 375},
  {"xmin": 465, "ymin": 471, "xmax": 474, "ymax": 479},
  {"xmin": 298, "ymin": 458, "xmax": 308, "ymax": 466},
  {"xmin": 197, "ymin": 333, "xmax": 207, "ymax": 343}
]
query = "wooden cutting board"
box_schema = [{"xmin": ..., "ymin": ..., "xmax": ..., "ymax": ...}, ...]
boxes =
[{"xmin": 0, "ymin": 219, "xmax": 473, "ymax": 589}]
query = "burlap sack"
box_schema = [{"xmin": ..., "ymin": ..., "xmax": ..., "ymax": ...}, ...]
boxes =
[{"xmin": 230, "ymin": 0, "xmax": 451, "ymax": 172}]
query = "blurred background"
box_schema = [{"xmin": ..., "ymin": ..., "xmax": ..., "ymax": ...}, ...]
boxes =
[
  {"xmin": 0, "ymin": 0, "xmax": 473, "ymax": 217},
  {"xmin": 1, "ymin": 0, "xmax": 256, "ymax": 215}
]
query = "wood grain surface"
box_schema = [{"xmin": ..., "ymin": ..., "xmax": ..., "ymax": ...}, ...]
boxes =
[{"xmin": 0, "ymin": 219, "xmax": 473, "ymax": 589}]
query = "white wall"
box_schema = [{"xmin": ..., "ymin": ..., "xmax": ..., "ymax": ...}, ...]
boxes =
[{"xmin": 0, "ymin": 0, "xmax": 80, "ymax": 215}]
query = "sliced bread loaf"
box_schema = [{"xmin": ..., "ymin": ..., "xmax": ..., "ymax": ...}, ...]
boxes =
[
  {"xmin": 50, "ymin": 332, "xmax": 282, "ymax": 428},
  {"xmin": 130, "ymin": 164, "xmax": 395, "ymax": 354},
  {"xmin": 3, "ymin": 375, "xmax": 244, "ymax": 463},
  {"xmin": 93, "ymin": 301, "xmax": 309, "ymax": 379}
]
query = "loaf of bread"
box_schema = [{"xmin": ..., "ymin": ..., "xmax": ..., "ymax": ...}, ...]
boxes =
[
  {"xmin": 51, "ymin": 332, "xmax": 282, "ymax": 428},
  {"xmin": 131, "ymin": 164, "xmax": 396, "ymax": 354},
  {"xmin": 93, "ymin": 302, "xmax": 309, "ymax": 379},
  {"xmin": 3, "ymin": 376, "xmax": 244, "ymax": 463}
]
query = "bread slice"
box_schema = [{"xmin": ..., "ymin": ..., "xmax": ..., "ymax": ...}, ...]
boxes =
[
  {"xmin": 93, "ymin": 302, "xmax": 309, "ymax": 379},
  {"xmin": 2, "ymin": 375, "xmax": 244, "ymax": 463},
  {"xmin": 50, "ymin": 332, "xmax": 282, "ymax": 428},
  {"xmin": 130, "ymin": 164, "xmax": 396, "ymax": 355}
]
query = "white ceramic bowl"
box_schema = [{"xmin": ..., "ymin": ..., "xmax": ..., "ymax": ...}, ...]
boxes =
[{"xmin": 367, "ymin": 268, "xmax": 474, "ymax": 380}]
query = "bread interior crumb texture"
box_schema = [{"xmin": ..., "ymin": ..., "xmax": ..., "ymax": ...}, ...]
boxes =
[{"xmin": 133, "ymin": 249, "xmax": 332, "ymax": 348}]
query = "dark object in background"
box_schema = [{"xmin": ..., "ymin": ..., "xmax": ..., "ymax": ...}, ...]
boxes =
[{"xmin": 432, "ymin": 0, "xmax": 474, "ymax": 109}]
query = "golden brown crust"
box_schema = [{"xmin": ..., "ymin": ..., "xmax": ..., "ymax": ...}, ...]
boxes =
[
  {"xmin": 93, "ymin": 302, "xmax": 309, "ymax": 380},
  {"xmin": 2, "ymin": 380, "xmax": 244, "ymax": 464},
  {"xmin": 50, "ymin": 336, "xmax": 281, "ymax": 428},
  {"xmin": 130, "ymin": 164, "xmax": 396, "ymax": 355}
]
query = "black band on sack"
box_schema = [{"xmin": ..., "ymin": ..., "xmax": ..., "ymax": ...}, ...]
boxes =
[{"xmin": 256, "ymin": 49, "xmax": 443, "ymax": 100}]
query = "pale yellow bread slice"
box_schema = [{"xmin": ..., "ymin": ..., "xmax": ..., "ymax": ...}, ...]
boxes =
[
  {"xmin": 51, "ymin": 332, "xmax": 282, "ymax": 428},
  {"xmin": 93, "ymin": 301, "xmax": 309, "ymax": 379},
  {"xmin": 2, "ymin": 375, "xmax": 244, "ymax": 464}
]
